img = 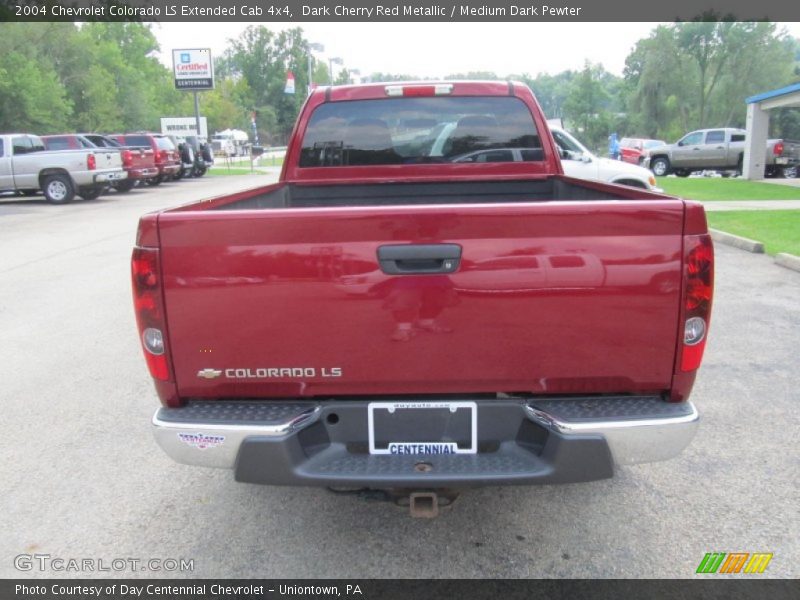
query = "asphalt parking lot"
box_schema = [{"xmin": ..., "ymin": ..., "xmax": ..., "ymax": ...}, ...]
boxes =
[{"xmin": 1, "ymin": 177, "xmax": 798, "ymax": 579}]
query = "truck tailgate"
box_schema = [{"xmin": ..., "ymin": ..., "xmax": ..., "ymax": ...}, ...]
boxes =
[
  {"xmin": 158, "ymin": 200, "xmax": 685, "ymax": 399},
  {"xmin": 92, "ymin": 148, "xmax": 122, "ymax": 170},
  {"xmin": 128, "ymin": 146, "xmax": 155, "ymax": 169}
]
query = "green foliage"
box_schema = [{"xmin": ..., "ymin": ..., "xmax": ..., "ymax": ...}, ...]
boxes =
[
  {"xmin": 0, "ymin": 22, "xmax": 192, "ymax": 134},
  {"xmin": 707, "ymin": 210, "xmax": 800, "ymax": 256},
  {"xmin": 561, "ymin": 62, "xmax": 615, "ymax": 149},
  {"xmin": 218, "ymin": 26, "xmax": 311, "ymax": 143},
  {"xmin": 771, "ymin": 108, "xmax": 800, "ymax": 140},
  {"xmin": 312, "ymin": 61, "xmax": 329, "ymax": 86},
  {"xmin": 443, "ymin": 71, "xmax": 503, "ymax": 80},
  {"xmin": 0, "ymin": 51, "xmax": 73, "ymax": 133},
  {"xmin": 2, "ymin": 21, "xmax": 797, "ymax": 150},
  {"xmin": 624, "ymin": 21, "xmax": 796, "ymax": 141},
  {"xmin": 515, "ymin": 71, "xmax": 576, "ymax": 120},
  {"xmin": 658, "ymin": 178, "xmax": 800, "ymax": 201},
  {"xmin": 334, "ymin": 68, "xmax": 351, "ymax": 85},
  {"xmin": 365, "ymin": 72, "xmax": 426, "ymax": 83}
]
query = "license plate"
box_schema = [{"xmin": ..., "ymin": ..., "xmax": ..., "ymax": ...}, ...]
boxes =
[
  {"xmin": 368, "ymin": 401, "xmax": 477, "ymax": 455},
  {"xmin": 776, "ymin": 157, "xmax": 789, "ymax": 165}
]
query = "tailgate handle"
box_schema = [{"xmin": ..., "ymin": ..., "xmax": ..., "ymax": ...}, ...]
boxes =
[{"xmin": 378, "ymin": 244, "xmax": 461, "ymax": 275}]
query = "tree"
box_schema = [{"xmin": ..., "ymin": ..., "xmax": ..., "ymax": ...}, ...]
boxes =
[
  {"xmin": 562, "ymin": 62, "xmax": 618, "ymax": 150},
  {"xmin": 675, "ymin": 21, "xmax": 793, "ymax": 128},
  {"xmin": 218, "ymin": 26, "xmax": 311, "ymax": 142},
  {"xmin": 0, "ymin": 51, "xmax": 73, "ymax": 133},
  {"xmin": 624, "ymin": 25, "xmax": 690, "ymax": 139},
  {"xmin": 624, "ymin": 21, "xmax": 796, "ymax": 139},
  {"xmin": 0, "ymin": 24, "xmax": 73, "ymax": 133},
  {"xmin": 364, "ymin": 72, "xmax": 422, "ymax": 83},
  {"xmin": 443, "ymin": 71, "xmax": 502, "ymax": 80},
  {"xmin": 198, "ymin": 77, "xmax": 253, "ymax": 134},
  {"xmin": 518, "ymin": 71, "xmax": 576, "ymax": 120}
]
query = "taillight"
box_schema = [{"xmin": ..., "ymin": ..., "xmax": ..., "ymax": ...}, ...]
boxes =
[
  {"xmin": 773, "ymin": 141, "xmax": 784, "ymax": 156},
  {"xmin": 131, "ymin": 247, "xmax": 172, "ymax": 381},
  {"xmin": 122, "ymin": 149, "xmax": 133, "ymax": 167},
  {"xmin": 680, "ymin": 234, "xmax": 714, "ymax": 371},
  {"xmin": 159, "ymin": 150, "xmax": 168, "ymax": 162},
  {"xmin": 87, "ymin": 154, "xmax": 96, "ymax": 170}
]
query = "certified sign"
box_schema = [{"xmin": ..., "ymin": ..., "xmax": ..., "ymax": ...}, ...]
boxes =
[{"xmin": 172, "ymin": 48, "xmax": 214, "ymax": 91}]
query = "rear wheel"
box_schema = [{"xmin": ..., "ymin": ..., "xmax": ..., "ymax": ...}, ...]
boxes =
[
  {"xmin": 42, "ymin": 174, "xmax": 74, "ymax": 204},
  {"xmin": 78, "ymin": 186, "xmax": 104, "ymax": 201},
  {"xmin": 192, "ymin": 165, "xmax": 207, "ymax": 178},
  {"xmin": 782, "ymin": 165, "xmax": 798, "ymax": 179},
  {"xmin": 146, "ymin": 175, "xmax": 163, "ymax": 186},
  {"xmin": 650, "ymin": 157, "xmax": 670, "ymax": 177},
  {"xmin": 112, "ymin": 179, "xmax": 136, "ymax": 193}
]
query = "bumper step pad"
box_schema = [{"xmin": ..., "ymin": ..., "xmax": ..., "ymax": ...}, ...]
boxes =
[{"xmin": 153, "ymin": 396, "xmax": 698, "ymax": 486}]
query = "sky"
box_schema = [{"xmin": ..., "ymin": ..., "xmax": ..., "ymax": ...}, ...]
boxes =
[{"xmin": 151, "ymin": 22, "xmax": 800, "ymax": 80}]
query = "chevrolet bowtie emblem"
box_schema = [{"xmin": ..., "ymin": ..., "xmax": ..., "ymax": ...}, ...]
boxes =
[{"xmin": 197, "ymin": 368, "xmax": 223, "ymax": 379}]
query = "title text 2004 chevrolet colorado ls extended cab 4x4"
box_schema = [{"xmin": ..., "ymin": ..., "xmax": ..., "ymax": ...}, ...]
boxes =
[{"xmin": 134, "ymin": 82, "xmax": 713, "ymax": 514}]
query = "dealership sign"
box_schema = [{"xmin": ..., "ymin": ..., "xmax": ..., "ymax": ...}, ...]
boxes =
[
  {"xmin": 160, "ymin": 117, "xmax": 208, "ymax": 139},
  {"xmin": 172, "ymin": 48, "xmax": 214, "ymax": 90}
]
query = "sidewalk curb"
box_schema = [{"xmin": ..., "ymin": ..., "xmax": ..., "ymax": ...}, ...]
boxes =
[
  {"xmin": 709, "ymin": 229, "xmax": 765, "ymax": 253},
  {"xmin": 775, "ymin": 253, "xmax": 800, "ymax": 273}
]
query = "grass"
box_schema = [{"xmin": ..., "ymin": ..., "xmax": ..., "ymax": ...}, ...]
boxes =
[
  {"xmin": 706, "ymin": 210, "xmax": 800, "ymax": 256},
  {"xmin": 259, "ymin": 155, "xmax": 284, "ymax": 167},
  {"xmin": 206, "ymin": 167, "xmax": 269, "ymax": 176},
  {"xmin": 658, "ymin": 178, "xmax": 800, "ymax": 201},
  {"xmin": 206, "ymin": 156, "xmax": 284, "ymax": 177}
]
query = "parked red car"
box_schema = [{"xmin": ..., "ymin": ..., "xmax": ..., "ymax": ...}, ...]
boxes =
[
  {"xmin": 620, "ymin": 137, "xmax": 666, "ymax": 165},
  {"xmin": 109, "ymin": 133, "xmax": 180, "ymax": 185}
]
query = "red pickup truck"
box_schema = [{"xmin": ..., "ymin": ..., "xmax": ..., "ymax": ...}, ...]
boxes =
[{"xmin": 134, "ymin": 82, "xmax": 712, "ymax": 513}]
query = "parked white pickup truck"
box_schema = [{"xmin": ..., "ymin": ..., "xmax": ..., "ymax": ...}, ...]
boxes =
[{"xmin": 0, "ymin": 133, "xmax": 127, "ymax": 203}]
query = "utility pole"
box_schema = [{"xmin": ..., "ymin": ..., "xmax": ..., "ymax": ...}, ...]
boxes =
[
  {"xmin": 193, "ymin": 92, "xmax": 201, "ymax": 139},
  {"xmin": 329, "ymin": 57, "xmax": 343, "ymax": 84},
  {"xmin": 308, "ymin": 42, "xmax": 324, "ymax": 95}
]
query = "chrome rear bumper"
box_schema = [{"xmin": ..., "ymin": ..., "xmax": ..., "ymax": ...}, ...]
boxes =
[
  {"xmin": 152, "ymin": 403, "xmax": 320, "ymax": 469},
  {"xmin": 152, "ymin": 396, "xmax": 698, "ymax": 484},
  {"xmin": 525, "ymin": 399, "xmax": 698, "ymax": 465}
]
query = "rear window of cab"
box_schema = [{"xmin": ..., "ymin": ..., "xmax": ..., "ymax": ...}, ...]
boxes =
[{"xmin": 299, "ymin": 96, "xmax": 543, "ymax": 167}]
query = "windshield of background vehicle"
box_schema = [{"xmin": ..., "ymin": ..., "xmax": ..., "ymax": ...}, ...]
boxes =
[{"xmin": 299, "ymin": 96, "xmax": 543, "ymax": 167}]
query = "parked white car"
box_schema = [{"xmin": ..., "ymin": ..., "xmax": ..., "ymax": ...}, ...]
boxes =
[
  {"xmin": 550, "ymin": 127, "xmax": 661, "ymax": 191},
  {"xmin": 437, "ymin": 123, "xmax": 660, "ymax": 191}
]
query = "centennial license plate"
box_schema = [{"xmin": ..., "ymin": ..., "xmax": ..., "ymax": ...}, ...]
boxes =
[{"xmin": 368, "ymin": 401, "xmax": 477, "ymax": 455}]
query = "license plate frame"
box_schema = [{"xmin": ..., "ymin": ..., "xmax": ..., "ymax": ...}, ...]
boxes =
[{"xmin": 367, "ymin": 401, "xmax": 478, "ymax": 455}]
